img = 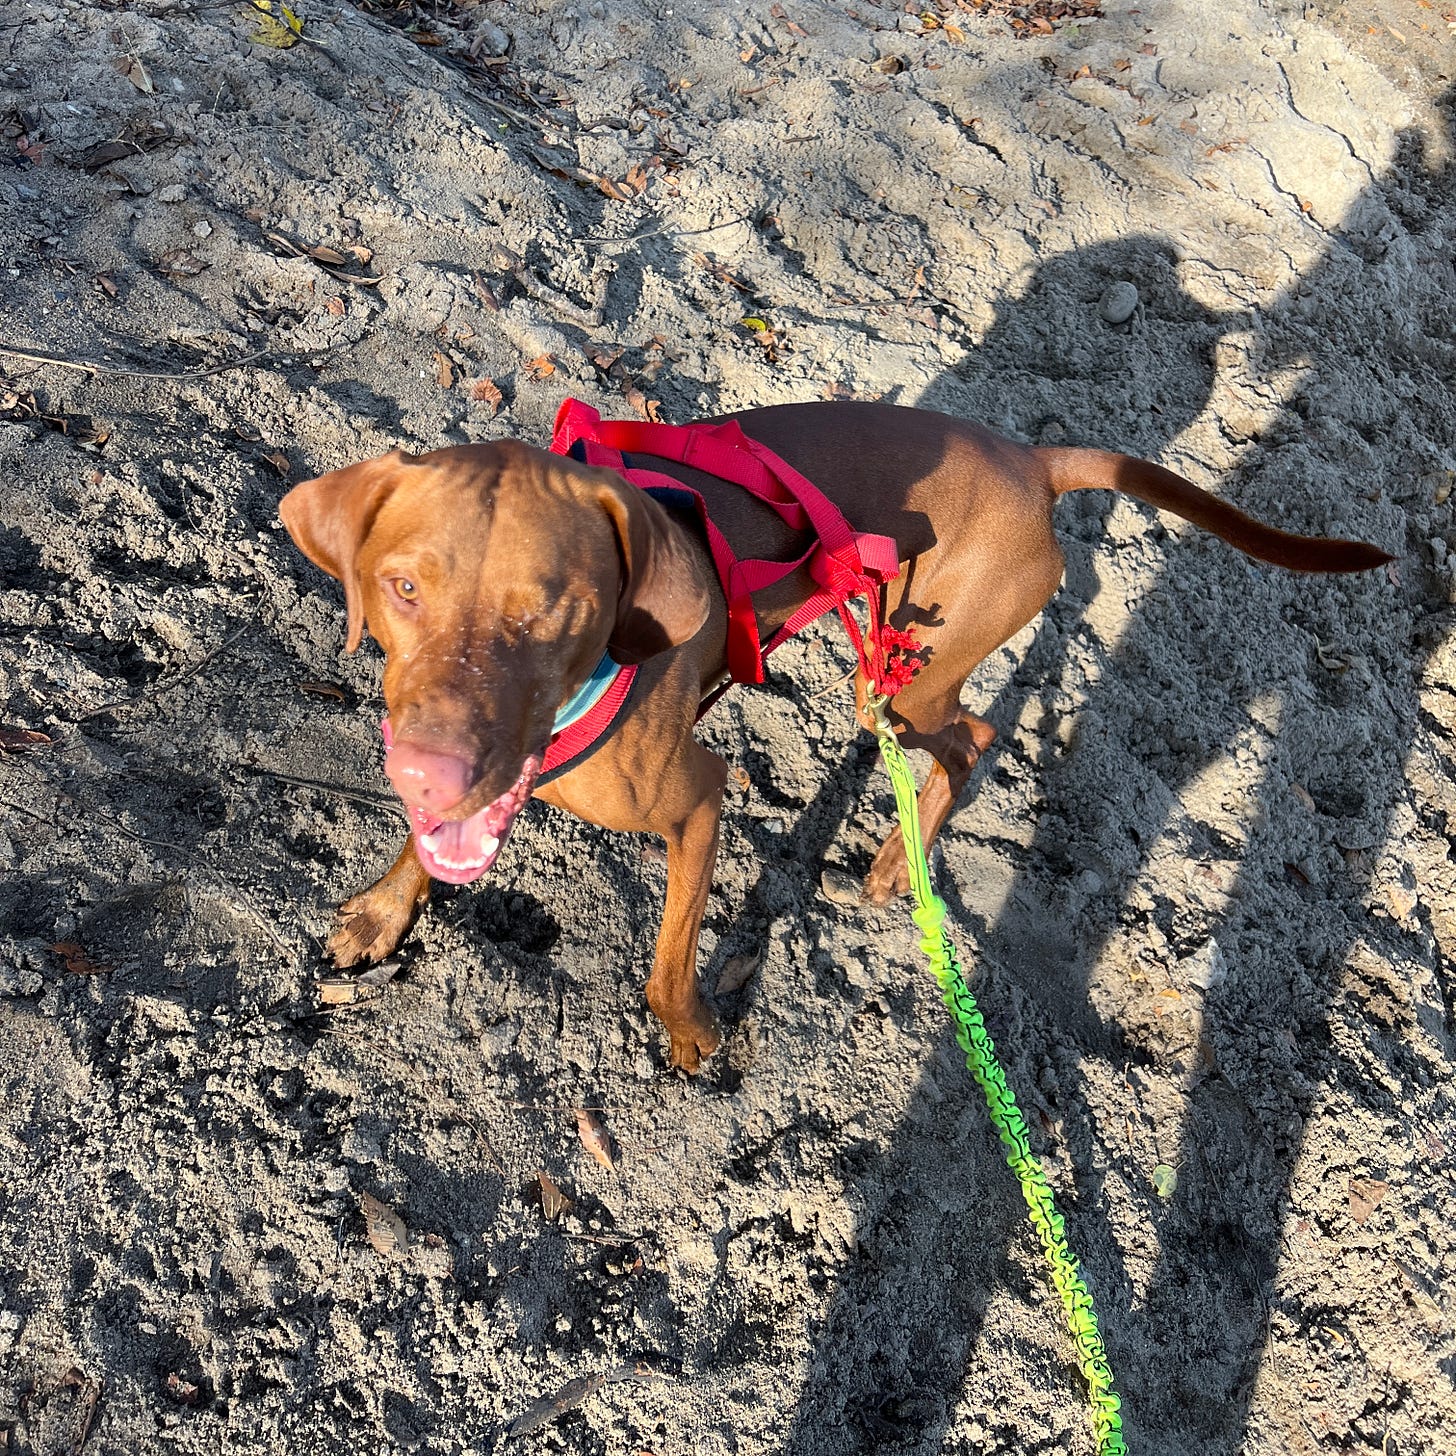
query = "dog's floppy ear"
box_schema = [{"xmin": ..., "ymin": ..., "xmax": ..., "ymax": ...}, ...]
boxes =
[
  {"xmin": 594, "ymin": 471, "xmax": 712, "ymax": 664},
  {"xmin": 279, "ymin": 455, "xmax": 401, "ymax": 652}
]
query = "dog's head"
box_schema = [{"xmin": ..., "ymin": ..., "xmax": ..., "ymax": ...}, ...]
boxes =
[{"xmin": 280, "ymin": 439, "xmax": 710, "ymax": 881}]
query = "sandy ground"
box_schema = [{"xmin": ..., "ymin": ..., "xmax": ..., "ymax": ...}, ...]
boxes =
[{"xmin": 2, "ymin": 0, "xmax": 1455, "ymax": 1452}]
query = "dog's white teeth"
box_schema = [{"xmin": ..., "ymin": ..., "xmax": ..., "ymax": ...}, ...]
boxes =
[{"xmin": 481, "ymin": 835, "xmax": 500, "ymax": 856}]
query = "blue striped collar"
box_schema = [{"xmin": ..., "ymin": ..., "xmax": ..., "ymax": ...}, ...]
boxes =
[{"xmin": 553, "ymin": 651, "xmax": 622, "ymax": 734}]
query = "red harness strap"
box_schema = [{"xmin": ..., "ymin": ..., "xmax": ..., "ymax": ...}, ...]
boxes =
[{"xmin": 552, "ymin": 399, "xmax": 908, "ymax": 691}]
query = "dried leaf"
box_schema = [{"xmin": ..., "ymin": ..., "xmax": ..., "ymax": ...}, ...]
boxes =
[
  {"xmin": 472, "ymin": 271, "xmax": 500, "ymax": 311},
  {"xmin": 94, "ymin": 273, "xmax": 118, "ymax": 299},
  {"xmin": 730, "ymin": 765, "xmax": 751, "ymax": 793},
  {"xmin": 468, "ymin": 379, "xmax": 504, "ymax": 417},
  {"xmin": 0, "ymin": 724, "xmax": 52, "ymax": 752},
  {"xmin": 1315, "ymin": 641, "xmax": 1350, "ymax": 673},
  {"xmin": 298, "ymin": 680, "xmax": 346, "ymax": 702},
  {"xmin": 157, "ymin": 248, "xmax": 207, "ymax": 278},
  {"xmin": 595, "ymin": 174, "xmax": 634, "ymax": 202},
  {"xmin": 321, "ymin": 268, "xmax": 382, "ymax": 287},
  {"xmin": 525, "ymin": 353, "xmax": 556, "ymax": 380},
  {"xmin": 537, "ymin": 1169, "xmax": 570, "ymax": 1220},
  {"xmin": 165, "ymin": 1372, "xmax": 200, "ymax": 1406},
  {"xmin": 1348, "ymin": 1176, "xmax": 1388, "ymax": 1224},
  {"xmin": 112, "ymin": 55, "xmax": 154, "ymax": 93},
  {"xmin": 944, "ymin": 21, "xmax": 966, "ymax": 43},
  {"xmin": 623, "ymin": 386, "xmax": 659, "ymax": 422},
  {"xmin": 264, "ymin": 230, "xmax": 306, "ymax": 258},
  {"xmin": 360, "ymin": 1191, "xmax": 409, "ymax": 1259},
  {"xmin": 308, "ymin": 244, "xmax": 349, "ymax": 266},
  {"xmin": 79, "ymin": 139, "xmax": 140, "ymax": 170},
  {"xmin": 716, "ymin": 951, "xmax": 762, "ymax": 995},
  {"xmin": 575, "ymin": 1108, "xmax": 616, "ymax": 1170},
  {"xmin": 507, "ymin": 1371, "xmax": 610, "ymax": 1438},
  {"xmin": 434, "ymin": 351, "xmax": 455, "ymax": 389},
  {"xmin": 52, "ymin": 941, "xmax": 108, "ymax": 976},
  {"xmin": 325, "ymin": 295, "xmax": 345, "ymax": 316},
  {"xmin": 262, "ymin": 449, "xmax": 291, "ymax": 478},
  {"xmin": 589, "ymin": 346, "xmax": 626, "ymax": 375},
  {"xmin": 250, "ymin": 0, "xmax": 304, "ymax": 48}
]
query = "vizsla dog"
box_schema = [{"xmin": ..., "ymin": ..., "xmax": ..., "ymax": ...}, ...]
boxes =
[{"xmin": 280, "ymin": 402, "xmax": 1389, "ymax": 1070}]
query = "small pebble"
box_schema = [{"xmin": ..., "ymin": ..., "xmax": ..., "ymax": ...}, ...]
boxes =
[
  {"xmin": 157, "ymin": 183, "xmax": 186, "ymax": 204},
  {"xmin": 820, "ymin": 867, "xmax": 861, "ymax": 906},
  {"xmin": 1099, "ymin": 280, "xmax": 1139, "ymax": 324},
  {"xmin": 472, "ymin": 19, "xmax": 510, "ymax": 56}
]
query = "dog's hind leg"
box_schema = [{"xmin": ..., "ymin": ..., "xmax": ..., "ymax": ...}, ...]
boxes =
[
  {"xmin": 858, "ymin": 692, "xmax": 997, "ymax": 905},
  {"xmin": 856, "ymin": 542, "xmax": 1064, "ymax": 905}
]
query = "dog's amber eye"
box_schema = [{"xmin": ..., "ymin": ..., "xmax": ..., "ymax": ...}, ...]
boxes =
[{"xmin": 394, "ymin": 578, "xmax": 418, "ymax": 602}]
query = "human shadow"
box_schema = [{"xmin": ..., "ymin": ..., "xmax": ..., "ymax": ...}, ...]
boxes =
[{"xmin": 777, "ymin": 96, "xmax": 1450, "ymax": 1456}]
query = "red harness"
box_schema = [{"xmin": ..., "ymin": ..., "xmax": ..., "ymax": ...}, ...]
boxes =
[{"xmin": 538, "ymin": 399, "xmax": 918, "ymax": 781}]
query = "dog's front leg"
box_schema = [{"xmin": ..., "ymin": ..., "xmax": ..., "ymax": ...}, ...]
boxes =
[
  {"xmin": 327, "ymin": 833, "xmax": 432, "ymax": 966},
  {"xmin": 644, "ymin": 742, "xmax": 728, "ymax": 1071}
]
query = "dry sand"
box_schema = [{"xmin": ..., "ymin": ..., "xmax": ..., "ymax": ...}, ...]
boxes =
[{"xmin": 2, "ymin": 1, "xmax": 1454, "ymax": 1452}]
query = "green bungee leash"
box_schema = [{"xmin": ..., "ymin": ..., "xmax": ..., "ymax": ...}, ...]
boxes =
[{"xmin": 867, "ymin": 695, "xmax": 1127, "ymax": 1456}]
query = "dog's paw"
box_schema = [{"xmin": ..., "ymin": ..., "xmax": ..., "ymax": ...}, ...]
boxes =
[
  {"xmin": 327, "ymin": 896, "xmax": 413, "ymax": 967},
  {"xmin": 860, "ymin": 863, "xmax": 911, "ymax": 906},
  {"xmin": 667, "ymin": 1014, "xmax": 722, "ymax": 1073}
]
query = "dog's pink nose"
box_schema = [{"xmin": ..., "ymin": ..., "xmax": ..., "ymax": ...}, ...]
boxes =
[{"xmin": 385, "ymin": 741, "xmax": 473, "ymax": 813}]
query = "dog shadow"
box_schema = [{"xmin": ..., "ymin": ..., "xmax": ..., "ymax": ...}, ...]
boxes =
[{"xmin": 769, "ymin": 98, "xmax": 1451, "ymax": 1455}]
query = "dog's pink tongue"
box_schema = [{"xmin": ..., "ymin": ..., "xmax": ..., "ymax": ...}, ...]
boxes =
[{"xmin": 410, "ymin": 754, "xmax": 542, "ymax": 885}]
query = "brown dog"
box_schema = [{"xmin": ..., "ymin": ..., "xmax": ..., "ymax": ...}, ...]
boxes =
[{"xmin": 280, "ymin": 401, "xmax": 1389, "ymax": 1070}]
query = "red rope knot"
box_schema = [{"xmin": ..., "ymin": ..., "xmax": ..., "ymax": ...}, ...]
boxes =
[{"xmin": 876, "ymin": 624, "xmax": 925, "ymax": 696}]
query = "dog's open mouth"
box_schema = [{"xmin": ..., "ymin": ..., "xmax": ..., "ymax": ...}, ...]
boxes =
[{"xmin": 408, "ymin": 753, "xmax": 542, "ymax": 885}]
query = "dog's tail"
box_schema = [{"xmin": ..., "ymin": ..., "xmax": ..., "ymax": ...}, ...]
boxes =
[{"xmin": 1037, "ymin": 447, "xmax": 1393, "ymax": 573}]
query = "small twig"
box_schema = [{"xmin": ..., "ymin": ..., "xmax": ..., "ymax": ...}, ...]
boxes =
[
  {"xmin": 0, "ymin": 342, "xmax": 272, "ymax": 381},
  {"xmin": 67, "ymin": 1371, "xmax": 102, "ymax": 1456},
  {"xmin": 507, "ymin": 1360, "xmax": 669, "ymax": 1439},
  {"xmin": 560, "ymin": 1230, "xmax": 646, "ymax": 1247},
  {"xmin": 82, "ymin": 803, "xmax": 295, "ymax": 960},
  {"xmin": 491, "ymin": 245, "xmax": 613, "ymax": 330},
  {"xmin": 808, "ymin": 665, "xmax": 857, "ymax": 700},
  {"xmin": 0, "ymin": 793, "xmax": 51, "ymax": 822},
  {"xmin": 506, "ymin": 1099, "xmax": 631, "ymax": 1114},
  {"xmin": 247, "ymin": 765, "xmax": 406, "ymax": 818},
  {"xmin": 475, "ymin": 92, "xmax": 540, "ymax": 131},
  {"xmin": 582, "ymin": 211, "xmax": 756, "ymax": 247},
  {"xmin": 79, "ymin": 602, "xmax": 260, "ymax": 720}
]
